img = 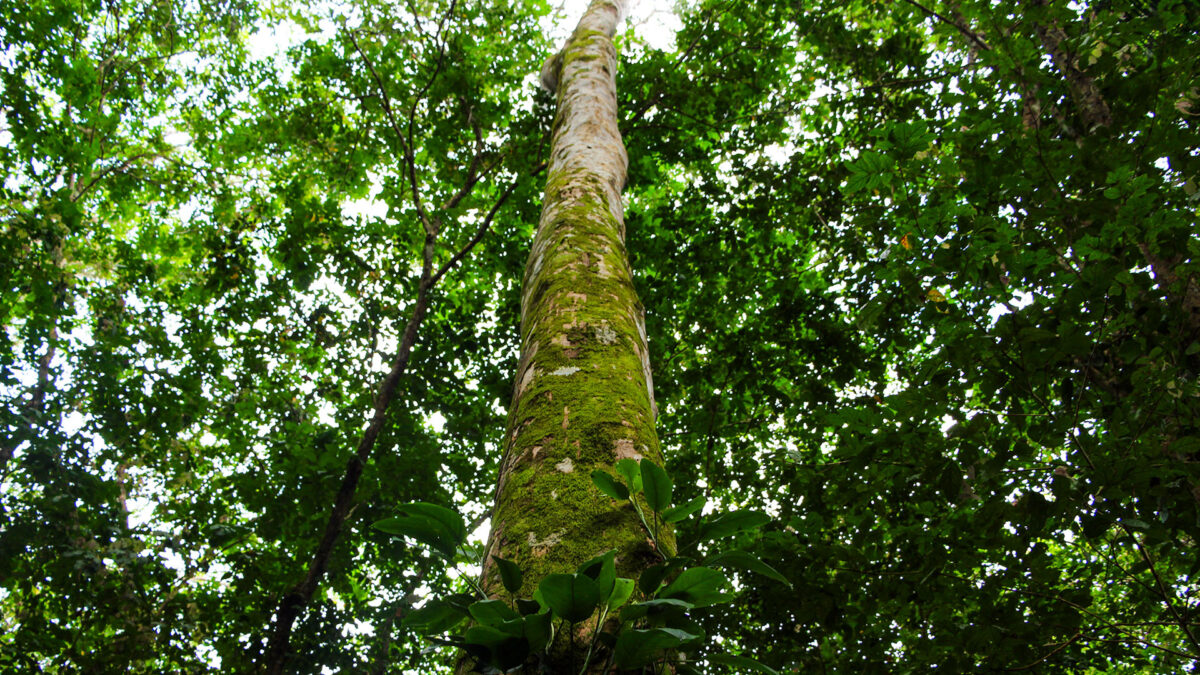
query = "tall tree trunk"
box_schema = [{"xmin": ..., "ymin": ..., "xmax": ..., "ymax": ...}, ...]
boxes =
[
  {"xmin": 471, "ymin": 0, "xmax": 668, "ymax": 669},
  {"xmin": 1025, "ymin": 2, "xmax": 1199, "ymax": 335},
  {"xmin": 1031, "ymin": 1, "xmax": 1112, "ymax": 132}
]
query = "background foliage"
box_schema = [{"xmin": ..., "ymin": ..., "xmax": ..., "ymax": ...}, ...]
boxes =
[{"xmin": 2, "ymin": 0, "xmax": 1198, "ymax": 672}]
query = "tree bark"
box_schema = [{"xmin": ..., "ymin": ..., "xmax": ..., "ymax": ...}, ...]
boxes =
[
  {"xmin": 470, "ymin": 0, "xmax": 668, "ymax": 669},
  {"xmin": 1031, "ymin": 0, "xmax": 1112, "ymax": 132}
]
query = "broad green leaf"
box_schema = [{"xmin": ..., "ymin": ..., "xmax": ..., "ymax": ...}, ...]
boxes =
[
  {"xmin": 662, "ymin": 495, "xmax": 706, "ymax": 522},
  {"xmin": 538, "ymin": 573, "xmax": 600, "ymax": 623},
  {"xmin": 613, "ymin": 628, "xmax": 698, "ymax": 669},
  {"xmin": 522, "ymin": 610, "xmax": 553, "ymax": 652},
  {"xmin": 578, "ymin": 549, "xmax": 617, "ymax": 599},
  {"xmin": 493, "ymin": 556, "xmax": 523, "ymax": 594},
  {"xmin": 697, "ymin": 510, "xmax": 771, "ymax": 542},
  {"xmin": 374, "ymin": 502, "xmax": 466, "ymax": 558},
  {"xmin": 591, "ymin": 469, "xmax": 629, "ymax": 501},
  {"xmin": 468, "ymin": 599, "xmax": 519, "ymax": 626},
  {"xmin": 607, "ymin": 577, "xmax": 635, "ymax": 611},
  {"xmin": 402, "ymin": 597, "xmax": 469, "ymax": 635},
  {"xmin": 640, "ymin": 459, "xmax": 673, "ymax": 512},
  {"xmin": 705, "ymin": 550, "xmax": 791, "ymax": 587},
  {"xmin": 620, "ymin": 597, "xmax": 693, "ymax": 622},
  {"xmin": 616, "ymin": 458, "xmax": 643, "ymax": 493},
  {"xmin": 516, "ymin": 599, "xmax": 542, "ymax": 616},
  {"xmin": 463, "ymin": 625, "xmax": 529, "ymax": 672},
  {"xmin": 660, "ymin": 567, "xmax": 729, "ymax": 607},
  {"xmin": 639, "ymin": 562, "xmax": 668, "ymax": 595}
]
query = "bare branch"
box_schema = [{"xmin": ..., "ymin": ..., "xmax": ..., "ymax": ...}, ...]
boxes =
[
  {"xmin": 896, "ymin": 0, "xmax": 992, "ymax": 52},
  {"xmin": 431, "ymin": 162, "xmax": 545, "ymax": 288},
  {"xmin": 345, "ymin": 27, "xmax": 430, "ymax": 231}
]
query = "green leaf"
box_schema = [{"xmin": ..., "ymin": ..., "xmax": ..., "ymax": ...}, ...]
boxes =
[
  {"xmin": 705, "ymin": 550, "xmax": 791, "ymax": 587},
  {"xmin": 709, "ymin": 653, "xmax": 780, "ymax": 674},
  {"xmin": 522, "ymin": 610, "xmax": 553, "ymax": 652},
  {"xmin": 659, "ymin": 567, "xmax": 729, "ymax": 607},
  {"xmin": 613, "ymin": 628, "xmax": 698, "ymax": 669},
  {"xmin": 662, "ymin": 495, "xmax": 706, "ymax": 523},
  {"xmin": 607, "ymin": 577, "xmax": 635, "ymax": 611},
  {"xmin": 373, "ymin": 502, "xmax": 466, "ymax": 558},
  {"xmin": 937, "ymin": 461, "xmax": 961, "ymax": 502},
  {"xmin": 579, "ymin": 549, "xmax": 617, "ymax": 600},
  {"xmin": 620, "ymin": 597, "xmax": 693, "ymax": 622},
  {"xmin": 616, "ymin": 458, "xmax": 643, "ymax": 493},
  {"xmin": 516, "ymin": 599, "xmax": 542, "ymax": 616},
  {"xmin": 401, "ymin": 596, "xmax": 469, "ymax": 635},
  {"xmin": 639, "ymin": 562, "xmax": 669, "ymax": 595},
  {"xmin": 591, "ymin": 469, "xmax": 629, "ymax": 501},
  {"xmin": 464, "ymin": 625, "xmax": 510, "ymax": 647},
  {"xmin": 538, "ymin": 573, "xmax": 600, "ymax": 623},
  {"xmin": 463, "ymin": 625, "xmax": 529, "ymax": 672},
  {"xmin": 640, "ymin": 459, "xmax": 673, "ymax": 512},
  {"xmin": 697, "ymin": 510, "xmax": 771, "ymax": 542},
  {"xmin": 493, "ymin": 556, "xmax": 523, "ymax": 594},
  {"xmin": 469, "ymin": 599, "xmax": 519, "ymax": 626}
]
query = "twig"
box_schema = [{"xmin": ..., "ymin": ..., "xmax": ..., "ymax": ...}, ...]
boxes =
[
  {"xmin": 1124, "ymin": 526, "xmax": 1200, "ymax": 655},
  {"xmin": 895, "ymin": 0, "xmax": 992, "ymax": 52},
  {"xmin": 345, "ymin": 27, "xmax": 429, "ymax": 231},
  {"xmin": 430, "ymin": 162, "xmax": 545, "ymax": 287},
  {"xmin": 1005, "ymin": 632, "xmax": 1081, "ymax": 671}
]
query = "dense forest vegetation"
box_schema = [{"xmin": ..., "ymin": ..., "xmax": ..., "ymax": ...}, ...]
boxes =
[{"xmin": 2, "ymin": 0, "xmax": 1199, "ymax": 671}]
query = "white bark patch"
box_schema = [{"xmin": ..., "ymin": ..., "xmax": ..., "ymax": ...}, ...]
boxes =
[
  {"xmin": 633, "ymin": 308, "xmax": 657, "ymax": 419},
  {"xmin": 555, "ymin": 457, "xmax": 575, "ymax": 473},
  {"xmin": 594, "ymin": 324, "xmax": 618, "ymax": 344},
  {"xmin": 518, "ymin": 364, "xmax": 537, "ymax": 397},
  {"xmin": 527, "ymin": 530, "xmax": 565, "ymax": 557},
  {"xmin": 515, "ymin": 341, "xmax": 540, "ymax": 399},
  {"xmin": 521, "ymin": 251, "xmax": 547, "ymax": 323},
  {"xmin": 551, "ymin": 366, "xmax": 580, "ymax": 376},
  {"xmin": 613, "ymin": 438, "xmax": 642, "ymax": 461},
  {"xmin": 562, "ymin": 405, "xmax": 570, "ymax": 429}
]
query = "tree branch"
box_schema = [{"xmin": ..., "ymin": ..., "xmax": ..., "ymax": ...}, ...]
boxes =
[
  {"xmin": 1124, "ymin": 526, "xmax": 1200, "ymax": 655},
  {"xmin": 345, "ymin": 27, "xmax": 430, "ymax": 231},
  {"xmin": 260, "ymin": 158, "xmax": 539, "ymax": 675},
  {"xmin": 430, "ymin": 162, "xmax": 544, "ymax": 288},
  {"xmin": 895, "ymin": 0, "xmax": 992, "ymax": 53}
]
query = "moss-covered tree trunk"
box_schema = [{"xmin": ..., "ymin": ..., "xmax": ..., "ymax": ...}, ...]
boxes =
[{"xmin": 473, "ymin": 0, "xmax": 667, "ymax": 668}]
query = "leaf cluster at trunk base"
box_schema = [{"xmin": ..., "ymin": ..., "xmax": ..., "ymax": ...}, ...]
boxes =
[{"xmin": 376, "ymin": 458, "xmax": 785, "ymax": 674}]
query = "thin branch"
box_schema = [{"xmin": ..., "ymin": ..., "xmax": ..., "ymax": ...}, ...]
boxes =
[
  {"xmin": 345, "ymin": 27, "xmax": 428, "ymax": 230},
  {"xmin": 1124, "ymin": 526, "xmax": 1200, "ymax": 655},
  {"xmin": 260, "ymin": 158, "xmax": 540, "ymax": 674},
  {"xmin": 403, "ymin": 0, "xmax": 460, "ymax": 233},
  {"xmin": 1005, "ymin": 632, "xmax": 1082, "ymax": 671},
  {"xmin": 429, "ymin": 162, "xmax": 544, "ymax": 287},
  {"xmin": 261, "ymin": 225, "xmax": 437, "ymax": 675},
  {"xmin": 438, "ymin": 109, "xmax": 490, "ymax": 214},
  {"xmin": 70, "ymin": 152, "xmax": 163, "ymax": 202},
  {"xmin": 895, "ymin": 0, "xmax": 992, "ymax": 52}
]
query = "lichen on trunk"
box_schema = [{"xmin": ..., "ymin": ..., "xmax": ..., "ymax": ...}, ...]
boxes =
[{"xmin": 472, "ymin": 0, "xmax": 670, "ymax": 669}]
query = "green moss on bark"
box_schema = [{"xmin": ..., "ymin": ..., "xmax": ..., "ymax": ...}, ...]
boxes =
[{"xmin": 474, "ymin": 1, "xmax": 663, "ymax": 670}]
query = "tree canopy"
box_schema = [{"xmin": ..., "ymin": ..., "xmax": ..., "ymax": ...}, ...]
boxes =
[{"xmin": 2, "ymin": 0, "xmax": 1199, "ymax": 672}]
